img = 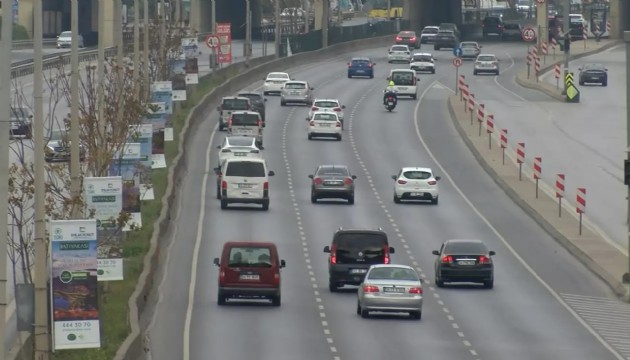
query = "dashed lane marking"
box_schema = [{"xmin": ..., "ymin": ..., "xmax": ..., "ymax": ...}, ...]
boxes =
[{"xmin": 345, "ymin": 81, "xmax": 481, "ymax": 359}]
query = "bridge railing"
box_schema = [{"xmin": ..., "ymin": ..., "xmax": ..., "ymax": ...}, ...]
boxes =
[{"xmin": 12, "ymin": 39, "xmax": 59, "ymax": 49}]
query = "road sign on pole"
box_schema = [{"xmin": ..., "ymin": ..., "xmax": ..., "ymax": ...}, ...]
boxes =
[
  {"xmin": 453, "ymin": 47, "xmax": 463, "ymax": 57},
  {"xmin": 522, "ymin": 27, "xmax": 536, "ymax": 42},
  {"xmin": 205, "ymin": 34, "xmax": 220, "ymax": 48},
  {"xmin": 452, "ymin": 57, "xmax": 463, "ymax": 67}
]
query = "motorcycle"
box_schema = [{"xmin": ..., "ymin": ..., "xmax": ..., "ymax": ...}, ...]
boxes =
[{"xmin": 383, "ymin": 91, "xmax": 397, "ymax": 112}]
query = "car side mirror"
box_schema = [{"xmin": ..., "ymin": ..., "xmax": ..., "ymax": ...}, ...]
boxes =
[
  {"xmin": 213, "ymin": 167, "xmax": 220, "ymax": 174},
  {"xmin": 323, "ymin": 246, "xmax": 331, "ymax": 253},
  {"xmin": 306, "ymin": 117, "xmax": 310, "ymax": 120},
  {"xmin": 268, "ymin": 170, "xmax": 275, "ymax": 176},
  {"xmin": 280, "ymin": 259, "xmax": 286, "ymax": 268},
  {"xmin": 389, "ymin": 247, "xmax": 395, "ymax": 254},
  {"xmin": 216, "ymin": 106, "xmax": 221, "ymax": 111},
  {"xmin": 391, "ymin": 175, "xmax": 397, "ymax": 180},
  {"xmin": 489, "ymin": 250, "xmax": 496, "ymax": 256},
  {"xmin": 341, "ymin": 105, "xmax": 346, "ymax": 109},
  {"xmin": 418, "ymin": 278, "xmax": 423, "ymax": 284},
  {"xmin": 435, "ymin": 176, "xmax": 441, "ymax": 181},
  {"xmin": 213, "ymin": 257, "xmax": 220, "ymax": 266},
  {"xmin": 432, "ymin": 250, "xmax": 440, "ymax": 256},
  {"xmin": 216, "ymin": 145, "xmax": 221, "ymax": 149},
  {"xmin": 264, "ymin": 98, "xmax": 268, "ymax": 101},
  {"xmin": 310, "ymin": 87, "xmax": 314, "ymax": 90},
  {"xmin": 347, "ymin": 62, "xmax": 350, "ymax": 66},
  {"xmin": 416, "ymin": 77, "xmax": 421, "ymax": 81},
  {"xmin": 308, "ymin": 174, "xmax": 314, "ymax": 179},
  {"xmin": 351, "ymin": 175, "xmax": 357, "ymax": 179}
]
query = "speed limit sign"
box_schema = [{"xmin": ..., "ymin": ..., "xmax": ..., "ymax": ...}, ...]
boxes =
[
  {"xmin": 452, "ymin": 57, "xmax": 463, "ymax": 67},
  {"xmin": 205, "ymin": 34, "xmax": 220, "ymax": 49},
  {"xmin": 522, "ymin": 27, "xmax": 536, "ymax": 42}
]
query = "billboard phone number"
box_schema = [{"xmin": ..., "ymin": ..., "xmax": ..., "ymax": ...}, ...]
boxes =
[{"xmin": 62, "ymin": 321, "xmax": 93, "ymax": 328}]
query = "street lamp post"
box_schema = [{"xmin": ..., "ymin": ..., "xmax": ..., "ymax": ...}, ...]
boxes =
[{"xmin": 624, "ymin": 31, "xmax": 630, "ymax": 302}]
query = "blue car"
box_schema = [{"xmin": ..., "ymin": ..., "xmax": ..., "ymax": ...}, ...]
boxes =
[{"xmin": 347, "ymin": 57, "xmax": 375, "ymax": 79}]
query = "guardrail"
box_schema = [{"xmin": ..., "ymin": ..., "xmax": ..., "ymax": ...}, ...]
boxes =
[
  {"xmin": 12, "ymin": 39, "xmax": 58, "ymax": 49},
  {"xmin": 10, "ymin": 32, "xmax": 212, "ymax": 80}
]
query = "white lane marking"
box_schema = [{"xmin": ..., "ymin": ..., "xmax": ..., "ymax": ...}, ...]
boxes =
[
  {"xmin": 183, "ymin": 122, "xmax": 219, "ymax": 360},
  {"xmin": 416, "ymin": 81, "xmax": 625, "ymax": 360}
]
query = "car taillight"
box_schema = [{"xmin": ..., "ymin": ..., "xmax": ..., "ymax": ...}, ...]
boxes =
[
  {"xmin": 257, "ymin": 119, "xmax": 262, "ymax": 127},
  {"xmin": 441, "ymin": 255, "xmax": 453, "ymax": 264},
  {"xmin": 384, "ymin": 245, "xmax": 390, "ymax": 264},
  {"xmin": 330, "ymin": 244, "xmax": 337, "ymax": 264},
  {"xmin": 427, "ymin": 180, "xmax": 437, "ymax": 185},
  {"xmin": 368, "ymin": 63, "xmax": 373, "ymax": 68},
  {"xmin": 333, "ymin": 107, "xmax": 341, "ymax": 112},
  {"xmin": 273, "ymin": 272, "xmax": 280, "ymax": 286},
  {"xmin": 395, "ymin": 36, "xmax": 402, "ymax": 41},
  {"xmin": 409, "ymin": 287, "xmax": 423, "ymax": 294},
  {"xmin": 314, "ymin": 177, "xmax": 323, "ymax": 185},
  {"xmin": 309, "ymin": 120, "xmax": 315, "ymax": 126},
  {"xmin": 397, "ymin": 179, "xmax": 407, "ymax": 184},
  {"xmin": 221, "ymin": 180, "xmax": 227, "ymax": 189},
  {"xmin": 263, "ymin": 181, "xmax": 269, "ymax": 190},
  {"xmin": 479, "ymin": 255, "xmax": 492, "ymax": 264},
  {"xmin": 311, "ymin": 106, "xmax": 319, "ymax": 111},
  {"xmin": 343, "ymin": 177, "xmax": 353, "ymax": 185},
  {"xmin": 336, "ymin": 122, "xmax": 341, "ymax": 128},
  {"xmin": 347, "ymin": 62, "xmax": 351, "ymax": 67},
  {"xmin": 409, "ymin": 36, "xmax": 416, "ymax": 41},
  {"xmin": 363, "ymin": 285, "xmax": 379, "ymax": 293}
]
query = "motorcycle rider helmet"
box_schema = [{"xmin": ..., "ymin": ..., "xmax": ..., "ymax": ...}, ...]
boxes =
[{"xmin": 388, "ymin": 80, "xmax": 395, "ymax": 87}]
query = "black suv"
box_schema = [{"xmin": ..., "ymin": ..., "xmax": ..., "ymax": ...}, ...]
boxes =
[
  {"xmin": 237, "ymin": 91, "xmax": 267, "ymax": 124},
  {"xmin": 434, "ymin": 30, "xmax": 458, "ymax": 50},
  {"xmin": 323, "ymin": 227, "xmax": 395, "ymax": 292},
  {"xmin": 482, "ymin": 16, "xmax": 504, "ymax": 38}
]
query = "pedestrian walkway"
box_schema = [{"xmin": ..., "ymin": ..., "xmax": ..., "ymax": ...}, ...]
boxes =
[{"xmin": 561, "ymin": 293, "xmax": 630, "ymax": 359}]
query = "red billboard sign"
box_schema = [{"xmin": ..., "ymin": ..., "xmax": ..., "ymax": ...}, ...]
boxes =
[{"xmin": 216, "ymin": 23, "xmax": 232, "ymax": 64}]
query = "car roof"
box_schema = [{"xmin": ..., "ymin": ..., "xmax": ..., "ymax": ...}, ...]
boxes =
[
  {"xmin": 267, "ymin": 72, "xmax": 289, "ymax": 76},
  {"xmin": 460, "ymin": 41, "xmax": 478, "ymax": 45},
  {"xmin": 398, "ymin": 31, "xmax": 416, "ymax": 35},
  {"xmin": 423, "ymin": 26, "xmax": 439, "ymax": 29},
  {"xmin": 335, "ymin": 228, "xmax": 386, "ymax": 234},
  {"xmin": 477, "ymin": 53, "xmax": 497, "ymax": 57},
  {"xmin": 583, "ymin": 63, "xmax": 605, "ymax": 69},
  {"xmin": 230, "ymin": 110, "xmax": 258, "ymax": 114},
  {"xmin": 391, "ymin": 44, "xmax": 409, "ymax": 48},
  {"xmin": 224, "ymin": 157, "xmax": 266, "ymax": 165},
  {"xmin": 313, "ymin": 111, "xmax": 338, "ymax": 115},
  {"xmin": 445, "ymin": 239, "xmax": 485, "ymax": 245},
  {"xmin": 237, "ymin": 91, "xmax": 262, "ymax": 96},
  {"xmin": 351, "ymin": 57, "xmax": 371, "ymax": 61},
  {"xmin": 401, "ymin": 167, "xmax": 433, "ymax": 173},
  {"xmin": 389, "ymin": 69, "xmax": 415, "ymax": 73},
  {"xmin": 369, "ymin": 264, "xmax": 415, "ymax": 270},
  {"xmin": 222, "ymin": 241, "xmax": 278, "ymax": 249},
  {"xmin": 317, "ymin": 164, "xmax": 348, "ymax": 169}
]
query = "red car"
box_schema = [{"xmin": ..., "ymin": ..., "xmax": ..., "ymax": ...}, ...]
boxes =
[{"xmin": 395, "ymin": 31, "xmax": 420, "ymax": 49}]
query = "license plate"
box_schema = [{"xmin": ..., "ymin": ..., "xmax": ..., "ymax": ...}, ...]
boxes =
[
  {"xmin": 350, "ymin": 269, "xmax": 367, "ymax": 274},
  {"xmin": 233, "ymin": 152, "xmax": 247, "ymax": 157},
  {"xmin": 398, "ymin": 87, "xmax": 408, "ymax": 90},
  {"xmin": 410, "ymin": 192, "xmax": 424, "ymax": 196},
  {"xmin": 356, "ymin": 70, "xmax": 364, "ymax": 73},
  {"xmin": 238, "ymin": 183, "xmax": 253, "ymax": 189},
  {"xmin": 291, "ymin": 92, "xmax": 301, "ymax": 95},
  {"xmin": 318, "ymin": 123, "xmax": 331, "ymax": 127},
  {"xmin": 457, "ymin": 260, "xmax": 476, "ymax": 266},
  {"xmin": 383, "ymin": 287, "xmax": 405, "ymax": 293},
  {"xmin": 240, "ymin": 274, "xmax": 259, "ymax": 280}
]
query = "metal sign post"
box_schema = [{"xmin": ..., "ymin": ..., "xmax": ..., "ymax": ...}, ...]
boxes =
[{"xmin": 453, "ymin": 57, "xmax": 463, "ymax": 94}]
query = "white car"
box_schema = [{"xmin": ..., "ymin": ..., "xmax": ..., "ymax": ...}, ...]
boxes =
[
  {"xmin": 263, "ymin": 72, "xmax": 291, "ymax": 95},
  {"xmin": 392, "ymin": 167, "xmax": 441, "ymax": 204},
  {"xmin": 307, "ymin": 111, "xmax": 342, "ymax": 141},
  {"xmin": 387, "ymin": 45, "xmax": 411, "ymax": 63},
  {"xmin": 309, "ymin": 99, "xmax": 346, "ymax": 128},
  {"xmin": 216, "ymin": 136, "xmax": 261, "ymax": 169},
  {"xmin": 473, "ymin": 54, "xmax": 500, "ymax": 75},
  {"xmin": 56, "ymin": 31, "xmax": 84, "ymax": 48},
  {"xmin": 420, "ymin": 26, "xmax": 439, "ymax": 44},
  {"xmin": 218, "ymin": 158, "xmax": 275, "ymax": 210},
  {"xmin": 410, "ymin": 53, "xmax": 435, "ymax": 74}
]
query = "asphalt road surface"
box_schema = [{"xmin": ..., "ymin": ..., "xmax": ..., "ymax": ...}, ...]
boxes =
[{"xmin": 147, "ymin": 42, "xmax": 628, "ymax": 360}]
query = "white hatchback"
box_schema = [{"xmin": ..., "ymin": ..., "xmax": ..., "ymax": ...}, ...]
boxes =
[
  {"xmin": 410, "ymin": 53, "xmax": 435, "ymax": 74},
  {"xmin": 392, "ymin": 167, "xmax": 441, "ymax": 204},
  {"xmin": 307, "ymin": 111, "xmax": 342, "ymax": 141},
  {"xmin": 216, "ymin": 136, "xmax": 262, "ymax": 169},
  {"xmin": 387, "ymin": 45, "xmax": 411, "ymax": 63},
  {"xmin": 263, "ymin": 72, "xmax": 291, "ymax": 95},
  {"xmin": 309, "ymin": 99, "xmax": 346, "ymax": 128}
]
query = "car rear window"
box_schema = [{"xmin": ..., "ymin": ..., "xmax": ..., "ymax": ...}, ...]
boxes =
[
  {"xmin": 351, "ymin": 59, "xmax": 370, "ymax": 66},
  {"xmin": 399, "ymin": 31, "xmax": 415, "ymax": 37},
  {"xmin": 391, "ymin": 46, "xmax": 408, "ymax": 52},
  {"xmin": 317, "ymin": 167, "xmax": 349, "ymax": 176},
  {"xmin": 285, "ymin": 83, "xmax": 306, "ymax": 89},
  {"xmin": 391, "ymin": 72, "xmax": 414, "ymax": 85},
  {"xmin": 313, "ymin": 113, "xmax": 337, "ymax": 121},
  {"xmin": 314, "ymin": 101, "xmax": 338, "ymax": 108},
  {"xmin": 228, "ymin": 247, "xmax": 272, "ymax": 267},
  {"xmin": 222, "ymin": 99, "xmax": 249, "ymax": 110},
  {"xmin": 226, "ymin": 137, "xmax": 254, "ymax": 146},
  {"xmin": 368, "ymin": 267, "xmax": 419, "ymax": 281},
  {"xmin": 477, "ymin": 55, "xmax": 496, "ymax": 62},
  {"xmin": 238, "ymin": 93, "xmax": 262, "ymax": 103},
  {"xmin": 403, "ymin": 170, "xmax": 432, "ymax": 179},
  {"xmin": 422, "ymin": 28, "xmax": 438, "ymax": 34},
  {"xmin": 334, "ymin": 233, "xmax": 388, "ymax": 264},
  {"xmin": 412, "ymin": 55, "xmax": 432, "ymax": 62},
  {"xmin": 230, "ymin": 113, "xmax": 259, "ymax": 126},
  {"xmin": 267, "ymin": 73, "xmax": 289, "ymax": 80},
  {"xmin": 225, "ymin": 161, "xmax": 265, "ymax": 177},
  {"xmin": 444, "ymin": 241, "xmax": 488, "ymax": 254}
]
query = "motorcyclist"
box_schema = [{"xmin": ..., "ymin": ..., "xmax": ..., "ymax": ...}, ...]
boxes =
[{"xmin": 383, "ymin": 80, "xmax": 398, "ymax": 106}]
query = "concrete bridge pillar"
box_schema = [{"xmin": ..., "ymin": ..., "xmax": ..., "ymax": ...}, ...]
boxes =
[
  {"xmin": 535, "ymin": 0, "xmax": 547, "ymax": 50},
  {"xmin": 314, "ymin": 0, "xmax": 325, "ymax": 30},
  {"xmin": 190, "ymin": 0, "xmax": 201, "ymax": 32},
  {"xmin": 101, "ymin": 0, "xmax": 115, "ymax": 47},
  {"xmin": 18, "ymin": 0, "xmax": 34, "ymax": 38},
  {"xmin": 403, "ymin": 0, "xmax": 421, "ymax": 30},
  {"xmin": 609, "ymin": 0, "xmax": 622, "ymax": 39}
]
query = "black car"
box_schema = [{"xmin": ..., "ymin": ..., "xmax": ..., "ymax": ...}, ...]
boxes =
[
  {"xmin": 482, "ymin": 16, "xmax": 504, "ymax": 38},
  {"xmin": 309, "ymin": 165, "xmax": 356, "ymax": 204},
  {"xmin": 432, "ymin": 239, "xmax": 495, "ymax": 289},
  {"xmin": 324, "ymin": 227, "xmax": 395, "ymax": 292},
  {"xmin": 434, "ymin": 30, "xmax": 458, "ymax": 50},
  {"xmin": 10, "ymin": 107, "xmax": 33, "ymax": 139},
  {"xmin": 501, "ymin": 23, "xmax": 522, "ymax": 40},
  {"xmin": 395, "ymin": 30, "xmax": 420, "ymax": 49},
  {"xmin": 578, "ymin": 63, "xmax": 608, "ymax": 86},
  {"xmin": 237, "ymin": 91, "xmax": 267, "ymax": 124},
  {"xmin": 438, "ymin": 22, "xmax": 460, "ymax": 38}
]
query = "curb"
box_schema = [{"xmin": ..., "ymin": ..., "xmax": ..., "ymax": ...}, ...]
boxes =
[
  {"xmin": 446, "ymin": 96, "xmax": 628, "ymax": 300},
  {"xmin": 514, "ymin": 40, "xmax": 623, "ymax": 102}
]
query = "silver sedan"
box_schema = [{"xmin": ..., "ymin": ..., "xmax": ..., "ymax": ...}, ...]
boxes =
[{"xmin": 356, "ymin": 264, "xmax": 423, "ymax": 320}]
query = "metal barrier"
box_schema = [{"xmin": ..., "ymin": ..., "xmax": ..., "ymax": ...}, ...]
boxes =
[{"xmin": 12, "ymin": 39, "xmax": 58, "ymax": 49}]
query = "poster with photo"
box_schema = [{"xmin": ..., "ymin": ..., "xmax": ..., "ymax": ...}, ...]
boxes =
[
  {"xmin": 83, "ymin": 176, "xmax": 123, "ymax": 230},
  {"xmin": 108, "ymin": 143, "xmax": 142, "ymax": 230},
  {"xmin": 151, "ymin": 128, "xmax": 166, "ymax": 169},
  {"xmin": 96, "ymin": 229, "xmax": 124, "ymax": 281},
  {"xmin": 150, "ymin": 82, "xmax": 173, "ymax": 114},
  {"xmin": 185, "ymin": 58, "xmax": 199, "ymax": 85},
  {"xmin": 169, "ymin": 59, "xmax": 187, "ymax": 101},
  {"xmin": 181, "ymin": 37, "xmax": 199, "ymax": 58},
  {"xmin": 130, "ymin": 124, "xmax": 154, "ymax": 200}
]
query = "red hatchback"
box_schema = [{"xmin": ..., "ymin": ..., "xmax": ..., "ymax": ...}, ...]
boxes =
[{"xmin": 213, "ymin": 241, "xmax": 286, "ymax": 306}]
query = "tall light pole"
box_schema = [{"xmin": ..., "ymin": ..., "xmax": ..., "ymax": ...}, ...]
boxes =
[
  {"xmin": 304, "ymin": 0, "xmax": 310, "ymax": 33},
  {"xmin": 134, "ymin": 0, "xmax": 140, "ymax": 96},
  {"xmin": 159, "ymin": 0, "xmax": 166, "ymax": 80},
  {"xmin": 144, "ymin": 0, "xmax": 150, "ymax": 94},
  {"xmin": 116, "ymin": 0, "xmax": 125, "ymax": 128},
  {"xmin": 70, "ymin": 0, "xmax": 81, "ymax": 216},
  {"xmin": 33, "ymin": 0, "xmax": 50, "ymax": 355},
  {"xmin": 322, "ymin": 0, "xmax": 329, "ymax": 48},
  {"xmin": 245, "ymin": 0, "xmax": 251, "ymax": 64},
  {"xmin": 211, "ymin": 0, "xmax": 216, "ymax": 32},
  {"xmin": 97, "ymin": 0, "xmax": 106, "ymax": 147},
  {"xmin": 624, "ymin": 30, "xmax": 630, "ymax": 302},
  {"xmin": 0, "ymin": 0, "xmax": 13, "ymax": 357},
  {"xmin": 274, "ymin": 0, "xmax": 281, "ymax": 57},
  {"xmin": 562, "ymin": 0, "xmax": 571, "ymax": 94}
]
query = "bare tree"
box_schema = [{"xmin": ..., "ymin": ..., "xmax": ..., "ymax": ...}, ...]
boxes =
[{"xmin": 147, "ymin": 20, "xmax": 190, "ymax": 82}]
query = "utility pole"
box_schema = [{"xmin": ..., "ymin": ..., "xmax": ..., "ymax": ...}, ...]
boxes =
[
  {"xmin": 70, "ymin": 0, "xmax": 81, "ymax": 216},
  {"xmin": 159, "ymin": 0, "xmax": 166, "ymax": 80},
  {"xmin": 133, "ymin": 0, "xmax": 140, "ymax": 97},
  {"xmin": 97, "ymin": 0, "xmax": 106, "ymax": 152},
  {"xmin": 143, "ymin": 0, "xmax": 150, "ymax": 95},
  {"xmin": 274, "ymin": 0, "xmax": 281, "ymax": 58},
  {"xmin": 175, "ymin": 0, "xmax": 181, "ymax": 27},
  {"xmin": 33, "ymin": 0, "xmax": 50, "ymax": 355},
  {"xmin": 116, "ymin": 0, "xmax": 125, "ymax": 127},
  {"xmin": 624, "ymin": 31, "xmax": 630, "ymax": 302},
  {"xmin": 0, "ymin": 0, "xmax": 13, "ymax": 357},
  {"xmin": 386, "ymin": 0, "xmax": 391, "ymax": 20},
  {"xmin": 304, "ymin": 0, "xmax": 310, "ymax": 33},
  {"xmin": 211, "ymin": 0, "xmax": 216, "ymax": 32},
  {"xmin": 322, "ymin": 0, "xmax": 329, "ymax": 48},
  {"xmin": 245, "ymin": 0, "xmax": 251, "ymax": 64}
]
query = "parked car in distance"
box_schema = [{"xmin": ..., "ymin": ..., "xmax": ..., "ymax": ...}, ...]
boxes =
[
  {"xmin": 420, "ymin": 26, "xmax": 440, "ymax": 43},
  {"xmin": 482, "ymin": 16, "xmax": 505, "ymax": 38},
  {"xmin": 56, "ymin": 31, "xmax": 84, "ymax": 48},
  {"xmin": 308, "ymin": 165, "xmax": 356, "ymax": 204},
  {"xmin": 395, "ymin": 30, "xmax": 420, "ymax": 49},
  {"xmin": 45, "ymin": 128, "xmax": 86, "ymax": 162},
  {"xmin": 347, "ymin": 57, "xmax": 375, "ymax": 78},
  {"xmin": 324, "ymin": 227, "xmax": 395, "ymax": 291},
  {"xmin": 213, "ymin": 241, "xmax": 286, "ymax": 306},
  {"xmin": 432, "ymin": 239, "xmax": 496, "ymax": 289},
  {"xmin": 502, "ymin": 23, "xmax": 523, "ymax": 40},
  {"xmin": 357, "ymin": 264, "xmax": 423, "ymax": 319},
  {"xmin": 578, "ymin": 63, "xmax": 608, "ymax": 86},
  {"xmin": 10, "ymin": 107, "xmax": 33, "ymax": 139},
  {"xmin": 237, "ymin": 91, "xmax": 267, "ymax": 124}
]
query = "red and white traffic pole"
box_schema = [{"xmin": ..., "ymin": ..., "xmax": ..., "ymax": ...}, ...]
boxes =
[
  {"xmin": 526, "ymin": 52, "xmax": 533, "ymax": 79},
  {"xmin": 541, "ymin": 42, "xmax": 548, "ymax": 64},
  {"xmin": 462, "ymin": 84, "xmax": 470, "ymax": 110},
  {"xmin": 583, "ymin": 28, "xmax": 588, "ymax": 49},
  {"xmin": 554, "ymin": 64, "xmax": 561, "ymax": 89},
  {"xmin": 458, "ymin": 75, "xmax": 466, "ymax": 101},
  {"xmin": 476, "ymin": 103, "xmax": 485, "ymax": 136},
  {"xmin": 576, "ymin": 187, "xmax": 586, "ymax": 235},
  {"xmin": 486, "ymin": 114, "xmax": 494, "ymax": 149},
  {"xmin": 468, "ymin": 93, "xmax": 475, "ymax": 124},
  {"xmin": 555, "ymin": 174, "xmax": 565, "ymax": 217},
  {"xmin": 533, "ymin": 157, "xmax": 542, "ymax": 198},
  {"xmin": 500, "ymin": 129, "xmax": 507, "ymax": 165},
  {"xmin": 517, "ymin": 142, "xmax": 525, "ymax": 180},
  {"xmin": 535, "ymin": 55, "xmax": 541, "ymax": 81},
  {"xmin": 551, "ymin": 37, "xmax": 557, "ymax": 60}
]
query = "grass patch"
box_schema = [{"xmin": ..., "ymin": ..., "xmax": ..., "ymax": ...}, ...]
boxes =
[{"xmin": 51, "ymin": 68, "xmax": 240, "ymax": 359}]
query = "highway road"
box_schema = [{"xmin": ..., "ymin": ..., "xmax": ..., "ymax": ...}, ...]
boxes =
[
  {"xmin": 471, "ymin": 44, "xmax": 626, "ymax": 250},
  {"xmin": 147, "ymin": 42, "xmax": 628, "ymax": 360}
]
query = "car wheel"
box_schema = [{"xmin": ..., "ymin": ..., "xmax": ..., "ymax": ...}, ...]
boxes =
[
  {"xmin": 220, "ymin": 199, "xmax": 228, "ymax": 209},
  {"xmin": 360, "ymin": 308, "xmax": 370, "ymax": 318},
  {"xmin": 329, "ymin": 279, "xmax": 338, "ymax": 292},
  {"xmin": 308, "ymin": 134, "xmax": 313, "ymax": 140},
  {"xmin": 281, "ymin": 100, "xmax": 286, "ymax": 106},
  {"xmin": 434, "ymin": 46, "xmax": 439, "ymax": 50},
  {"xmin": 387, "ymin": 60, "xmax": 392, "ymax": 63},
  {"xmin": 495, "ymin": 71, "xmax": 500, "ymax": 75},
  {"xmin": 271, "ymin": 293, "xmax": 281, "ymax": 306},
  {"xmin": 369, "ymin": 74, "xmax": 374, "ymax": 79},
  {"xmin": 263, "ymin": 91, "xmax": 269, "ymax": 95},
  {"xmin": 217, "ymin": 292, "xmax": 226, "ymax": 305},
  {"xmin": 347, "ymin": 195, "xmax": 354, "ymax": 205},
  {"xmin": 431, "ymin": 196, "xmax": 438, "ymax": 205},
  {"xmin": 216, "ymin": 182, "xmax": 221, "ymax": 199},
  {"xmin": 311, "ymin": 194, "xmax": 317, "ymax": 203},
  {"xmin": 356, "ymin": 301, "xmax": 362, "ymax": 315},
  {"xmin": 602, "ymin": 80, "xmax": 607, "ymax": 86},
  {"xmin": 337, "ymin": 134, "xmax": 342, "ymax": 141},
  {"xmin": 484, "ymin": 279, "xmax": 494, "ymax": 289},
  {"xmin": 410, "ymin": 311, "xmax": 422, "ymax": 320},
  {"xmin": 262, "ymin": 200, "xmax": 269, "ymax": 211},
  {"xmin": 473, "ymin": 70, "xmax": 478, "ymax": 75},
  {"xmin": 393, "ymin": 193, "xmax": 401, "ymax": 203},
  {"xmin": 218, "ymin": 123, "xmax": 224, "ymax": 131},
  {"xmin": 347, "ymin": 74, "xmax": 352, "ymax": 78},
  {"xmin": 431, "ymin": 69, "xmax": 435, "ymax": 74},
  {"xmin": 435, "ymin": 276, "xmax": 444, "ymax": 288},
  {"xmin": 411, "ymin": 94, "xmax": 417, "ymax": 100}
]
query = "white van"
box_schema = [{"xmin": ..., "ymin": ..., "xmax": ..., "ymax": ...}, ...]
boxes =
[
  {"xmin": 218, "ymin": 158, "xmax": 275, "ymax": 211},
  {"xmin": 387, "ymin": 69, "xmax": 420, "ymax": 99}
]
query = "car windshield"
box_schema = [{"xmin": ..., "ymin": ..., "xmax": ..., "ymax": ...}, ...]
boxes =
[
  {"xmin": 226, "ymin": 137, "xmax": 255, "ymax": 146},
  {"xmin": 477, "ymin": 55, "xmax": 496, "ymax": 62},
  {"xmin": 237, "ymin": 93, "xmax": 262, "ymax": 103},
  {"xmin": 285, "ymin": 83, "xmax": 306, "ymax": 89},
  {"xmin": 313, "ymin": 113, "xmax": 337, "ymax": 121},
  {"xmin": 391, "ymin": 46, "xmax": 408, "ymax": 52},
  {"xmin": 368, "ymin": 267, "xmax": 419, "ymax": 281},
  {"xmin": 49, "ymin": 129, "xmax": 66, "ymax": 141},
  {"xmin": 403, "ymin": 170, "xmax": 432, "ymax": 179},
  {"xmin": 584, "ymin": 64, "xmax": 605, "ymax": 71},
  {"xmin": 230, "ymin": 113, "xmax": 259, "ymax": 126},
  {"xmin": 391, "ymin": 72, "xmax": 414, "ymax": 85},
  {"xmin": 461, "ymin": 43, "xmax": 477, "ymax": 48},
  {"xmin": 444, "ymin": 241, "xmax": 488, "ymax": 254},
  {"xmin": 59, "ymin": 31, "xmax": 72, "ymax": 37},
  {"xmin": 222, "ymin": 99, "xmax": 249, "ymax": 110},
  {"xmin": 227, "ymin": 247, "xmax": 272, "ymax": 268},
  {"xmin": 422, "ymin": 28, "xmax": 438, "ymax": 34},
  {"xmin": 438, "ymin": 31, "xmax": 454, "ymax": 36},
  {"xmin": 317, "ymin": 167, "xmax": 349, "ymax": 176},
  {"xmin": 412, "ymin": 55, "xmax": 432, "ymax": 62},
  {"xmin": 225, "ymin": 161, "xmax": 265, "ymax": 177},
  {"xmin": 335, "ymin": 233, "xmax": 387, "ymax": 264},
  {"xmin": 398, "ymin": 31, "xmax": 415, "ymax": 37},
  {"xmin": 267, "ymin": 73, "xmax": 289, "ymax": 80},
  {"xmin": 314, "ymin": 101, "xmax": 338, "ymax": 108}
]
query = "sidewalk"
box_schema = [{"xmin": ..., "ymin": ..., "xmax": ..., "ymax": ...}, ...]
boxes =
[{"xmin": 447, "ymin": 94, "xmax": 629, "ymax": 300}]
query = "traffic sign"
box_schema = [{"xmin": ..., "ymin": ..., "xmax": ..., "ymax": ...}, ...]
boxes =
[
  {"xmin": 522, "ymin": 27, "xmax": 536, "ymax": 42},
  {"xmin": 205, "ymin": 34, "xmax": 220, "ymax": 49},
  {"xmin": 453, "ymin": 47, "xmax": 463, "ymax": 57},
  {"xmin": 452, "ymin": 57, "xmax": 463, "ymax": 67}
]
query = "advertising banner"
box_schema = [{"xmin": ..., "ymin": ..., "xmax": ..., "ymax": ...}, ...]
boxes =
[
  {"xmin": 150, "ymin": 82, "xmax": 173, "ymax": 114},
  {"xmin": 217, "ymin": 23, "xmax": 232, "ymax": 64},
  {"xmin": 83, "ymin": 176, "xmax": 123, "ymax": 230},
  {"xmin": 50, "ymin": 219, "xmax": 100, "ymax": 350},
  {"xmin": 185, "ymin": 58, "xmax": 199, "ymax": 85},
  {"xmin": 109, "ymin": 143, "xmax": 142, "ymax": 230},
  {"xmin": 151, "ymin": 123, "xmax": 166, "ymax": 169},
  {"xmin": 169, "ymin": 59, "xmax": 187, "ymax": 101},
  {"xmin": 96, "ymin": 229, "xmax": 124, "ymax": 281},
  {"xmin": 130, "ymin": 124, "xmax": 154, "ymax": 200},
  {"xmin": 181, "ymin": 37, "xmax": 199, "ymax": 58}
]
